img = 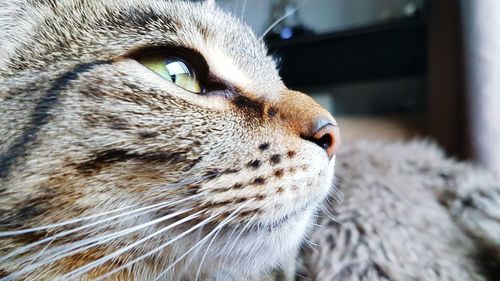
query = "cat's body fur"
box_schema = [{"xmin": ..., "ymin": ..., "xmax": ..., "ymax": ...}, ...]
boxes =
[
  {"xmin": 300, "ymin": 141, "xmax": 500, "ymax": 281},
  {"xmin": 0, "ymin": 0, "xmax": 338, "ymax": 280}
]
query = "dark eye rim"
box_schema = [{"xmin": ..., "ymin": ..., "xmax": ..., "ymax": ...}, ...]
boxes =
[{"xmin": 129, "ymin": 46, "xmax": 226, "ymax": 94}]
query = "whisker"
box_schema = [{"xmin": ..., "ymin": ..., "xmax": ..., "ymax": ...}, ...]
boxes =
[
  {"xmin": 320, "ymin": 202, "xmax": 340, "ymax": 224},
  {"xmin": 324, "ymin": 195, "xmax": 336, "ymax": 210},
  {"xmin": 240, "ymin": 0, "xmax": 248, "ymax": 19},
  {"xmin": 54, "ymin": 210, "xmax": 206, "ymax": 281},
  {"xmin": 259, "ymin": 0, "xmax": 307, "ymax": 40},
  {"xmin": 0, "ymin": 206, "xmax": 135, "ymax": 237},
  {"xmin": 227, "ymin": 213, "xmax": 258, "ymax": 258},
  {"xmin": 154, "ymin": 176, "xmax": 212, "ymax": 192},
  {"xmin": 24, "ymin": 238, "xmax": 54, "ymax": 268},
  {"xmin": 194, "ymin": 201, "xmax": 253, "ymax": 281},
  {"xmin": 329, "ymin": 182, "xmax": 344, "ymax": 204},
  {"xmin": 307, "ymin": 239, "xmax": 319, "ymax": 248},
  {"xmin": 194, "ymin": 225, "xmax": 223, "ymax": 281},
  {"xmin": 216, "ymin": 214, "xmax": 257, "ymax": 276},
  {"xmin": 271, "ymin": 193, "xmax": 278, "ymax": 236},
  {"xmin": 6, "ymin": 208, "xmax": 197, "ymax": 280},
  {"xmin": 0, "ymin": 179, "xmax": 205, "ymax": 238},
  {"xmin": 0, "ymin": 194, "xmax": 202, "ymax": 264},
  {"xmin": 215, "ymin": 218, "xmax": 243, "ymax": 272},
  {"xmin": 92, "ymin": 212, "xmax": 219, "ymax": 281},
  {"xmin": 153, "ymin": 201, "xmax": 254, "ymax": 281},
  {"xmin": 37, "ymin": 207, "xmax": 194, "ymax": 259},
  {"xmin": 221, "ymin": 214, "xmax": 259, "ymax": 281}
]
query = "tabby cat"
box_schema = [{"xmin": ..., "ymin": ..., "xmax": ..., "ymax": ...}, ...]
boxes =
[{"xmin": 0, "ymin": 0, "xmax": 340, "ymax": 280}]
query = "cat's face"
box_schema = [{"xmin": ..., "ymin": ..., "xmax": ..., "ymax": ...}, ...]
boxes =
[{"xmin": 0, "ymin": 0, "xmax": 339, "ymax": 279}]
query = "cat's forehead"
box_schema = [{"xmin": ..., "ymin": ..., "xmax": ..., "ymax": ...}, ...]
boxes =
[
  {"xmin": 159, "ymin": 1, "xmax": 286, "ymax": 99},
  {"xmin": 9, "ymin": 0, "xmax": 285, "ymax": 100}
]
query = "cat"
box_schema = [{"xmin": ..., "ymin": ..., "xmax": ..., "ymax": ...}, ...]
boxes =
[{"xmin": 0, "ymin": 0, "xmax": 340, "ymax": 280}]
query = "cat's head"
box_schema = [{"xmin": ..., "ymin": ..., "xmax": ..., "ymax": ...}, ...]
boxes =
[{"xmin": 0, "ymin": 0, "xmax": 339, "ymax": 279}]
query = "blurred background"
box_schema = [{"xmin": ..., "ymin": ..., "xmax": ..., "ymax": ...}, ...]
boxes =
[{"xmin": 217, "ymin": 0, "xmax": 500, "ymax": 176}]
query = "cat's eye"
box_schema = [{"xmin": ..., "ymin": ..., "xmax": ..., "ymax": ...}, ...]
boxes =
[{"xmin": 138, "ymin": 55, "xmax": 202, "ymax": 94}]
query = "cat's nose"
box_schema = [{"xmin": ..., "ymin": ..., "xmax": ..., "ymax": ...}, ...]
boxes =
[
  {"xmin": 277, "ymin": 90, "xmax": 340, "ymax": 159},
  {"xmin": 311, "ymin": 120, "xmax": 340, "ymax": 159}
]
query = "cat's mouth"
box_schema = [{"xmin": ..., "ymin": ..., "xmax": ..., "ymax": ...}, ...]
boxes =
[
  {"xmin": 257, "ymin": 175, "xmax": 335, "ymax": 231},
  {"xmin": 261, "ymin": 203, "xmax": 311, "ymax": 231}
]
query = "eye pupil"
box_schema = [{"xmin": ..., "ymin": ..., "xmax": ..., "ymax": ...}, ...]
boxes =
[{"xmin": 137, "ymin": 54, "xmax": 202, "ymax": 94}]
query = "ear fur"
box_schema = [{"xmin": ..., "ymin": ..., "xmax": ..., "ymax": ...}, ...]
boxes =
[
  {"xmin": 0, "ymin": 0, "xmax": 30, "ymax": 69},
  {"xmin": 0, "ymin": 0, "xmax": 49, "ymax": 71},
  {"xmin": 0, "ymin": 0, "xmax": 24, "ymax": 43}
]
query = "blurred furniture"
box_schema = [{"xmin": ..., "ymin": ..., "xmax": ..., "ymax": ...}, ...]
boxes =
[
  {"xmin": 266, "ymin": 19, "xmax": 426, "ymax": 88},
  {"xmin": 427, "ymin": 0, "xmax": 467, "ymax": 158}
]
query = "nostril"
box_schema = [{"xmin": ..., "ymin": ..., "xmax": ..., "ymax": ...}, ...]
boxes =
[
  {"xmin": 315, "ymin": 133, "xmax": 333, "ymax": 150},
  {"xmin": 304, "ymin": 123, "xmax": 340, "ymax": 158}
]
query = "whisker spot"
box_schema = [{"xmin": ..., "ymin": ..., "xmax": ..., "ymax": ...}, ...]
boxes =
[
  {"xmin": 236, "ymin": 198, "xmax": 247, "ymax": 203},
  {"xmin": 232, "ymin": 183, "xmax": 244, "ymax": 189},
  {"xmin": 270, "ymin": 154, "xmax": 281, "ymax": 165},
  {"xmin": 252, "ymin": 177, "xmax": 266, "ymax": 185},
  {"xmin": 255, "ymin": 194, "xmax": 266, "ymax": 201},
  {"xmin": 246, "ymin": 160, "xmax": 261, "ymax": 169},
  {"xmin": 273, "ymin": 168, "xmax": 284, "ymax": 178},
  {"xmin": 138, "ymin": 131, "xmax": 159, "ymax": 139},
  {"xmin": 258, "ymin": 143, "xmax": 270, "ymax": 151}
]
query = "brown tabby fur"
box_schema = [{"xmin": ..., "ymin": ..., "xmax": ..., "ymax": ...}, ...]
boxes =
[{"xmin": 0, "ymin": 0, "xmax": 337, "ymax": 280}]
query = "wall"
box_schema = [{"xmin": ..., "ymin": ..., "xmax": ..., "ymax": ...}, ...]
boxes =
[{"xmin": 218, "ymin": 0, "xmax": 424, "ymax": 35}]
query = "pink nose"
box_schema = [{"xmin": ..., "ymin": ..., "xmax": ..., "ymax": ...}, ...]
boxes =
[{"xmin": 277, "ymin": 90, "xmax": 340, "ymax": 159}]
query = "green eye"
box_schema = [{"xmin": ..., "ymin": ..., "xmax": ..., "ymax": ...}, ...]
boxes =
[{"xmin": 139, "ymin": 55, "xmax": 202, "ymax": 94}]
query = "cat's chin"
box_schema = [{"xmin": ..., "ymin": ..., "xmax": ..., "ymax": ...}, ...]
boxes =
[
  {"xmin": 262, "ymin": 203, "xmax": 312, "ymax": 231},
  {"xmin": 229, "ymin": 164, "xmax": 336, "ymax": 277},
  {"xmin": 209, "ymin": 207, "xmax": 316, "ymax": 278}
]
